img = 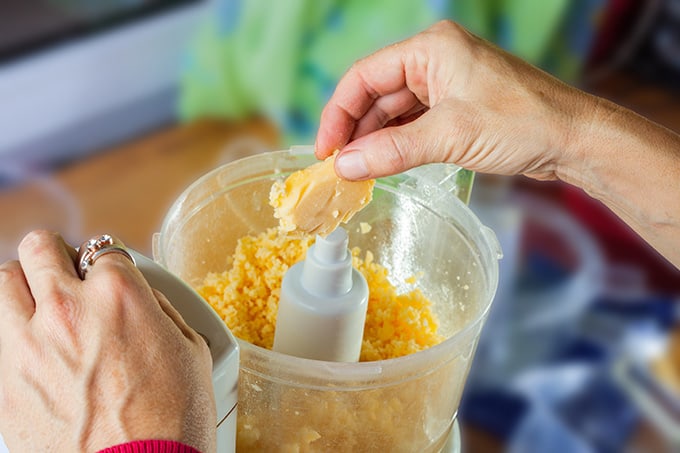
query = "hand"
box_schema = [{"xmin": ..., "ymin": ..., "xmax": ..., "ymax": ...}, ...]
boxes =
[
  {"xmin": 316, "ymin": 20, "xmax": 680, "ymax": 268},
  {"xmin": 315, "ymin": 20, "xmax": 594, "ymax": 182},
  {"xmin": 0, "ymin": 230, "xmax": 216, "ymax": 453}
]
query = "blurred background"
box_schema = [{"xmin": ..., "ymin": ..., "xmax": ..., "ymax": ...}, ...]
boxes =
[{"xmin": 1, "ymin": 1, "xmax": 679, "ymax": 451}]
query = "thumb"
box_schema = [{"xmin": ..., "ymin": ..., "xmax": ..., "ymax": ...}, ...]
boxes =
[{"xmin": 334, "ymin": 107, "xmax": 456, "ymax": 180}]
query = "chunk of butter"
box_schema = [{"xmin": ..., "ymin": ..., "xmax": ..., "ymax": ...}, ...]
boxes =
[{"xmin": 269, "ymin": 153, "xmax": 375, "ymax": 236}]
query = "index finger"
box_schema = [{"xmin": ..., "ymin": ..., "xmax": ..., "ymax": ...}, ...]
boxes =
[
  {"xmin": 0, "ymin": 261, "xmax": 35, "ymax": 336},
  {"xmin": 316, "ymin": 43, "xmax": 411, "ymax": 158},
  {"xmin": 17, "ymin": 230, "xmax": 79, "ymax": 306}
]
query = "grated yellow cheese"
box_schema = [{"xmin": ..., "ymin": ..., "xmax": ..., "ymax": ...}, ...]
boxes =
[
  {"xmin": 197, "ymin": 227, "xmax": 443, "ymax": 361},
  {"xmin": 359, "ymin": 222, "xmax": 372, "ymax": 234}
]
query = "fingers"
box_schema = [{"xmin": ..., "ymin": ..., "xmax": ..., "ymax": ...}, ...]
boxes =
[
  {"xmin": 334, "ymin": 105, "xmax": 457, "ymax": 180},
  {"xmin": 78, "ymin": 243, "xmax": 199, "ymax": 345},
  {"xmin": 78, "ymin": 235, "xmax": 146, "ymax": 298},
  {"xmin": 0, "ymin": 260, "xmax": 35, "ymax": 334},
  {"xmin": 350, "ymin": 87, "xmax": 424, "ymax": 141},
  {"xmin": 316, "ymin": 39, "xmax": 426, "ymax": 158},
  {"xmin": 17, "ymin": 230, "xmax": 79, "ymax": 306},
  {"xmin": 316, "ymin": 20, "xmax": 482, "ymax": 177},
  {"xmin": 82, "ymin": 248, "xmax": 139, "ymax": 283},
  {"xmin": 80, "ymin": 247, "xmax": 158, "ymax": 320},
  {"xmin": 153, "ymin": 289, "xmax": 201, "ymax": 342}
]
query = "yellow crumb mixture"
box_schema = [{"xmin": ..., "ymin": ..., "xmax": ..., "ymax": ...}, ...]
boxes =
[{"xmin": 198, "ymin": 227, "xmax": 443, "ymax": 361}]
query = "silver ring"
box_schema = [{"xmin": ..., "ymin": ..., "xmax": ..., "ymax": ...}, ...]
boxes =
[{"xmin": 77, "ymin": 234, "xmax": 136, "ymax": 280}]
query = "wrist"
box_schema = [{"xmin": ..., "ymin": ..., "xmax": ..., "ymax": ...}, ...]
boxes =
[
  {"xmin": 549, "ymin": 85, "xmax": 603, "ymax": 185},
  {"xmin": 557, "ymin": 92, "xmax": 680, "ymax": 266},
  {"xmin": 559, "ymin": 94, "xmax": 672, "ymax": 213}
]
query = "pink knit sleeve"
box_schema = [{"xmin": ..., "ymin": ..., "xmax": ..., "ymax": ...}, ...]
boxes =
[{"xmin": 97, "ymin": 439, "xmax": 202, "ymax": 453}]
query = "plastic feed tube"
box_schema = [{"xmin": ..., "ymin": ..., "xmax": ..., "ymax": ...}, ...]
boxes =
[{"xmin": 273, "ymin": 227, "xmax": 369, "ymax": 362}]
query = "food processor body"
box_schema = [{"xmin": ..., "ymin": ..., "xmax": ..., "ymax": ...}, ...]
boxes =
[{"xmin": 154, "ymin": 148, "xmax": 501, "ymax": 452}]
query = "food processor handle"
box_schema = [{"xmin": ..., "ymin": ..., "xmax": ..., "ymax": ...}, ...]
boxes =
[{"xmin": 273, "ymin": 227, "xmax": 369, "ymax": 362}]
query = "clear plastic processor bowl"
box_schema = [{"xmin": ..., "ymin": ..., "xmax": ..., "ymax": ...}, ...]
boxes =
[{"xmin": 154, "ymin": 148, "xmax": 501, "ymax": 452}]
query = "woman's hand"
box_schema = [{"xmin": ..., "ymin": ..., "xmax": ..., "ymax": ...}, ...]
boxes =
[
  {"xmin": 316, "ymin": 20, "xmax": 680, "ymax": 268},
  {"xmin": 315, "ymin": 20, "xmax": 593, "ymax": 182},
  {"xmin": 0, "ymin": 230, "xmax": 216, "ymax": 453}
]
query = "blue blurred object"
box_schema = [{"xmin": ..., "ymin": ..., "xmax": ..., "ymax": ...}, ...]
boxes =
[
  {"xmin": 469, "ymin": 191, "xmax": 604, "ymax": 385},
  {"xmin": 556, "ymin": 366, "xmax": 640, "ymax": 453},
  {"xmin": 460, "ymin": 389, "xmax": 529, "ymax": 441},
  {"xmin": 462, "ymin": 360, "xmax": 640, "ymax": 453},
  {"xmin": 593, "ymin": 295, "xmax": 679, "ymax": 330},
  {"xmin": 464, "ymin": 183, "xmax": 679, "ymax": 451},
  {"xmin": 517, "ymin": 250, "xmax": 572, "ymax": 291},
  {"xmin": 508, "ymin": 401, "xmax": 596, "ymax": 453},
  {"xmin": 462, "ymin": 288, "xmax": 679, "ymax": 450}
]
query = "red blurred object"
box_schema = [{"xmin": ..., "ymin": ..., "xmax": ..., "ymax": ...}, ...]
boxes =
[
  {"xmin": 586, "ymin": 0, "xmax": 647, "ymax": 68},
  {"xmin": 560, "ymin": 184, "xmax": 680, "ymax": 295}
]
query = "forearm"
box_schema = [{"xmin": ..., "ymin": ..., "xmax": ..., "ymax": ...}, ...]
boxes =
[{"xmin": 558, "ymin": 93, "xmax": 680, "ymax": 268}]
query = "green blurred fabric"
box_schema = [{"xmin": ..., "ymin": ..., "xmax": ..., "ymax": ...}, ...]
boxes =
[{"xmin": 179, "ymin": 0, "xmax": 602, "ymax": 144}]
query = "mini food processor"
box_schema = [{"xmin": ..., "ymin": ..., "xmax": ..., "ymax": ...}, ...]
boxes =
[{"xmin": 154, "ymin": 147, "xmax": 501, "ymax": 452}]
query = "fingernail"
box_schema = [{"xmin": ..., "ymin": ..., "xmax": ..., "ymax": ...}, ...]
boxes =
[{"xmin": 336, "ymin": 150, "xmax": 370, "ymax": 180}]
